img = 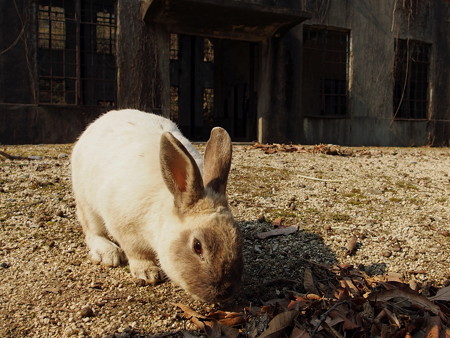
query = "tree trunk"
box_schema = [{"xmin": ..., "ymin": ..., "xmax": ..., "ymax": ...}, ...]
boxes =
[{"xmin": 116, "ymin": 0, "xmax": 169, "ymax": 115}]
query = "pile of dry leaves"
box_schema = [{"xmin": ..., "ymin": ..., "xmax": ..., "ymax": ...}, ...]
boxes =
[
  {"xmin": 251, "ymin": 143, "xmax": 380, "ymax": 157},
  {"xmin": 175, "ymin": 264, "xmax": 449, "ymax": 337}
]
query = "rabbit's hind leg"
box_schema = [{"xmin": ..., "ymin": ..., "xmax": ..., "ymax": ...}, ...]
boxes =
[{"xmin": 76, "ymin": 202, "xmax": 126, "ymax": 267}]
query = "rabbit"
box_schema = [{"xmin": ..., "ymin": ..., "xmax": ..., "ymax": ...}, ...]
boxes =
[{"xmin": 71, "ymin": 109, "xmax": 243, "ymax": 303}]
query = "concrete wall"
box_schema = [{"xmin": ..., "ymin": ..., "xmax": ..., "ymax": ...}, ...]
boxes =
[
  {"xmin": 0, "ymin": 105, "xmax": 104, "ymax": 144},
  {"xmin": 262, "ymin": 0, "xmax": 449, "ymax": 146},
  {"xmin": 294, "ymin": 0, "xmax": 450, "ymax": 146}
]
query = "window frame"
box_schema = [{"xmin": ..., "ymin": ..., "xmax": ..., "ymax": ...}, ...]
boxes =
[
  {"xmin": 302, "ymin": 25, "xmax": 350, "ymax": 118},
  {"xmin": 393, "ymin": 38, "xmax": 431, "ymax": 120}
]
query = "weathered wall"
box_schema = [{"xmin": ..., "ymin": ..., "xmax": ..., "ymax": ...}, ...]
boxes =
[
  {"xmin": 0, "ymin": 0, "xmax": 36, "ymax": 105},
  {"xmin": 430, "ymin": 1, "xmax": 450, "ymax": 146},
  {"xmin": 288, "ymin": 0, "xmax": 449, "ymax": 146},
  {"xmin": 0, "ymin": 105, "xmax": 104, "ymax": 144}
]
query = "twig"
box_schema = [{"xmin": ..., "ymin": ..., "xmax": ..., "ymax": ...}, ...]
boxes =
[
  {"xmin": 297, "ymin": 174, "xmax": 341, "ymax": 183},
  {"xmin": 311, "ymin": 300, "xmax": 348, "ymax": 337},
  {"xmin": 391, "ymin": 0, "xmax": 398, "ymax": 32},
  {"xmin": 0, "ymin": 150, "xmax": 29, "ymax": 160}
]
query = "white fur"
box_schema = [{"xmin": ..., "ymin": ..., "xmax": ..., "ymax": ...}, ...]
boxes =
[{"xmin": 72, "ymin": 110, "xmax": 202, "ymax": 279}]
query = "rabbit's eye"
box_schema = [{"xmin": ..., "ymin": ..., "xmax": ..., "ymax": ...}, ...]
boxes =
[{"xmin": 193, "ymin": 239, "xmax": 203, "ymax": 256}]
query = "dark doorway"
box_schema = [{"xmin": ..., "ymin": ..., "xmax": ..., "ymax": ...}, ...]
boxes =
[{"xmin": 170, "ymin": 34, "xmax": 257, "ymax": 141}]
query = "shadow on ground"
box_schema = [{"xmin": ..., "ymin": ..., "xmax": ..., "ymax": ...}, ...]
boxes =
[{"xmin": 236, "ymin": 220, "xmax": 342, "ymax": 304}]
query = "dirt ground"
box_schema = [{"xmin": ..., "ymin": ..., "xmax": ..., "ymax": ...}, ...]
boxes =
[{"xmin": 0, "ymin": 144, "xmax": 449, "ymax": 336}]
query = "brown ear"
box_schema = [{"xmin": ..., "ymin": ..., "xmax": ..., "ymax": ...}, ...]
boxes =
[
  {"xmin": 160, "ymin": 132, "xmax": 204, "ymax": 209},
  {"xmin": 203, "ymin": 127, "xmax": 232, "ymax": 195}
]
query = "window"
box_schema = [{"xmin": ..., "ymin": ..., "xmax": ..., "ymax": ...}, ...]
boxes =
[
  {"xmin": 38, "ymin": 5, "xmax": 65, "ymax": 49},
  {"xmin": 37, "ymin": 0, "xmax": 116, "ymax": 106},
  {"xmin": 393, "ymin": 39, "xmax": 430, "ymax": 119},
  {"xmin": 302, "ymin": 26, "xmax": 349, "ymax": 116},
  {"xmin": 96, "ymin": 11, "xmax": 116, "ymax": 54},
  {"xmin": 37, "ymin": 3, "xmax": 76, "ymax": 104},
  {"xmin": 203, "ymin": 38, "xmax": 214, "ymax": 62}
]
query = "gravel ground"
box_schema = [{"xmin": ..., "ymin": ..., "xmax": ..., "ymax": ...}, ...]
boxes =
[{"xmin": 0, "ymin": 144, "xmax": 449, "ymax": 336}]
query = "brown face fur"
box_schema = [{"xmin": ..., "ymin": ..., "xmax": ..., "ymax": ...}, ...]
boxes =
[{"xmin": 170, "ymin": 211, "xmax": 243, "ymax": 303}]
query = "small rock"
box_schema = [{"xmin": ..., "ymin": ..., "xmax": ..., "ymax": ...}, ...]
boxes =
[
  {"xmin": 0, "ymin": 262, "xmax": 10, "ymax": 268},
  {"xmin": 391, "ymin": 244, "xmax": 401, "ymax": 252},
  {"xmin": 409, "ymin": 280, "xmax": 418, "ymax": 291},
  {"xmin": 56, "ymin": 210, "xmax": 65, "ymax": 218},
  {"xmin": 80, "ymin": 306, "xmax": 94, "ymax": 318},
  {"xmin": 63, "ymin": 326, "xmax": 79, "ymax": 336},
  {"xmin": 254, "ymin": 245, "xmax": 262, "ymax": 254},
  {"xmin": 441, "ymin": 231, "xmax": 449, "ymax": 237},
  {"xmin": 345, "ymin": 236, "xmax": 358, "ymax": 256},
  {"xmin": 58, "ymin": 153, "xmax": 68, "ymax": 159},
  {"xmin": 382, "ymin": 250, "xmax": 392, "ymax": 258},
  {"xmin": 257, "ymin": 214, "xmax": 266, "ymax": 223}
]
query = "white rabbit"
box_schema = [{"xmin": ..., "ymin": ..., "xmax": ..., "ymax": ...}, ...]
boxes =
[{"xmin": 71, "ymin": 109, "xmax": 243, "ymax": 303}]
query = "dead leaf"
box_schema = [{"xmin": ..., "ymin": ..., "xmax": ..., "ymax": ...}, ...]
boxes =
[
  {"xmin": 425, "ymin": 316, "xmax": 441, "ymax": 338},
  {"xmin": 206, "ymin": 310, "xmax": 246, "ymax": 327},
  {"xmin": 305, "ymin": 294, "xmax": 322, "ymax": 300},
  {"xmin": 382, "ymin": 307, "xmax": 401, "ymax": 328},
  {"xmin": 329, "ymin": 308, "xmax": 360, "ymax": 331},
  {"xmin": 341, "ymin": 277, "xmax": 360, "ymax": 297},
  {"xmin": 174, "ymin": 303, "xmax": 208, "ymax": 331},
  {"xmin": 303, "ymin": 268, "xmax": 319, "ymax": 295},
  {"xmin": 289, "ymin": 326, "xmax": 311, "ymax": 338},
  {"xmin": 288, "ymin": 296, "xmax": 308, "ymax": 310},
  {"xmin": 259, "ymin": 310, "xmax": 299, "ymax": 338},
  {"xmin": 428, "ymin": 285, "xmax": 450, "ymax": 302},
  {"xmin": 324, "ymin": 316, "xmax": 345, "ymax": 328},
  {"xmin": 174, "ymin": 304, "xmax": 239, "ymax": 338},
  {"xmin": 204, "ymin": 321, "xmax": 239, "ymax": 338},
  {"xmin": 368, "ymin": 289, "xmax": 441, "ymax": 315},
  {"xmin": 255, "ymin": 225, "xmax": 298, "ymax": 240}
]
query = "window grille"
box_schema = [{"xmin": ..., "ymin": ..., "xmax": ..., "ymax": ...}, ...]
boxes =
[
  {"xmin": 37, "ymin": 0, "xmax": 116, "ymax": 106},
  {"xmin": 302, "ymin": 26, "xmax": 349, "ymax": 116},
  {"xmin": 96, "ymin": 11, "xmax": 116, "ymax": 54},
  {"xmin": 38, "ymin": 5, "xmax": 65, "ymax": 49},
  {"xmin": 393, "ymin": 39, "xmax": 430, "ymax": 119}
]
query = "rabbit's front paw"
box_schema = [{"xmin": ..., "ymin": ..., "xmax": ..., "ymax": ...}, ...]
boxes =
[
  {"xmin": 129, "ymin": 259, "xmax": 162, "ymax": 285},
  {"xmin": 87, "ymin": 236, "xmax": 126, "ymax": 267}
]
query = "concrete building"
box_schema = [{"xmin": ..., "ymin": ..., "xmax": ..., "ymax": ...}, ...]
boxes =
[{"xmin": 1, "ymin": 0, "xmax": 449, "ymax": 145}]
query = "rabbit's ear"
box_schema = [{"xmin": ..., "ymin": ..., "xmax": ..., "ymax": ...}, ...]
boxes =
[
  {"xmin": 203, "ymin": 127, "xmax": 232, "ymax": 195},
  {"xmin": 160, "ymin": 132, "xmax": 204, "ymax": 209}
]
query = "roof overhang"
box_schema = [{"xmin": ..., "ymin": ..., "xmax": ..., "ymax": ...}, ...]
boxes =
[{"xmin": 141, "ymin": 0, "xmax": 311, "ymax": 42}]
